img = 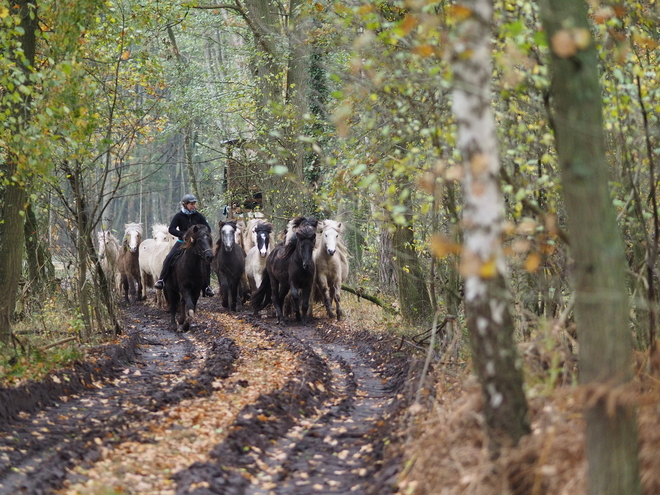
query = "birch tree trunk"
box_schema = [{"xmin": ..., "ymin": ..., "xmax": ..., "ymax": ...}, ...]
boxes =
[
  {"xmin": 539, "ymin": 1, "xmax": 641, "ymax": 493},
  {"xmin": 452, "ymin": 0, "xmax": 530, "ymax": 452}
]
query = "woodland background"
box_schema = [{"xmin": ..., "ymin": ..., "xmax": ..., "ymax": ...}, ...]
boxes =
[{"xmin": 0, "ymin": 0, "xmax": 659, "ymax": 492}]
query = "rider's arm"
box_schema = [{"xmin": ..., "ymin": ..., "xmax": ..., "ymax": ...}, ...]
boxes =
[{"xmin": 169, "ymin": 214, "xmax": 184, "ymax": 240}]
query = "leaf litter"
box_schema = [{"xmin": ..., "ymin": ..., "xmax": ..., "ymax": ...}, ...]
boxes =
[{"xmin": 57, "ymin": 312, "xmax": 299, "ymax": 495}]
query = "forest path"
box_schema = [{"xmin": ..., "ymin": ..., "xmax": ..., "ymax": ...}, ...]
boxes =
[{"xmin": 0, "ymin": 296, "xmax": 414, "ymax": 495}]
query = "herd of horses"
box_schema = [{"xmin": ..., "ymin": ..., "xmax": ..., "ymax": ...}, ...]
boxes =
[{"xmin": 96, "ymin": 216, "xmax": 349, "ymax": 331}]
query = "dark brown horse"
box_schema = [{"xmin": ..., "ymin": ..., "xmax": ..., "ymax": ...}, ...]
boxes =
[
  {"xmin": 117, "ymin": 222, "xmax": 143, "ymax": 305},
  {"xmin": 252, "ymin": 223, "xmax": 316, "ymax": 325},
  {"xmin": 211, "ymin": 221, "xmax": 246, "ymax": 312},
  {"xmin": 164, "ymin": 224, "xmax": 214, "ymax": 331}
]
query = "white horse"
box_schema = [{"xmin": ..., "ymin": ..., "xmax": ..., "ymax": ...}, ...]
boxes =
[
  {"xmin": 97, "ymin": 230, "xmax": 120, "ymax": 290},
  {"xmin": 242, "ymin": 213, "xmax": 266, "ymax": 253},
  {"xmin": 139, "ymin": 223, "xmax": 177, "ymax": 308},
  {"xmin": 245, "ymin": 221, "xmax": 274, "ymax": 293},
  {"xmin": 313, "ymin": 220, "xmax": 349, "ymax": 320}
]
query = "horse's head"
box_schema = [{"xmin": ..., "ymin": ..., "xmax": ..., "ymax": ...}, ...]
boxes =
[
  {"xmin": 296, "ymin": 225, "xmax": 316, "ymax": 271},
  {"xmin": 320, "ymin": 221, "xmax": 342, "ymax": 256},
  {"xmin": 219, "ymin": 221, "xmax": 237, "ymax": 252},
  {"xmin": 184, "ymin": 224, "xmax": 214, "ymax": 263},
  {"xmin": 254, "ymin": 222, "xmax": 273, "ymax": 258},
  {"xmin": 286, "ymin": 216, "xmax": 318, "ymax": 245},
  {"xmin": 152, "ymin": 224, "xmax": 170, "ymax": 243},
  {"xmin": 123, "ymin": 223, "xmax": 143, "ymax": 253}
]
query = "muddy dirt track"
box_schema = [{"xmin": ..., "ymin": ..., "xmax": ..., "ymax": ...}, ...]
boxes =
[{"xmin": 0, "ymin": 296, "xmax": 424, "ymax": 494}]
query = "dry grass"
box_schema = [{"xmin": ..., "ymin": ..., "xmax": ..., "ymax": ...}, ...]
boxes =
[{"xmin": 395, "ymin": 347, "xmax": 660, "ymax": 495}]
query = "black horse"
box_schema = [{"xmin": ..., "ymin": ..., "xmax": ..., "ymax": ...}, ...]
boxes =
[
  {"xmin": 252, "ymin": 223, "xmax": 316, "ymax": 325},
  {"xmin": 164, "ymin": 224, "xmax": 214, "ymax": 331},
  {"xmin": 211, "ymin": 221, "xmax": 246, "ymax": 312}
]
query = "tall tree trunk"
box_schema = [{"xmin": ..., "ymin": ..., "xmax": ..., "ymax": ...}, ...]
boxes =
[
  {"xmin": 183, "ymin": 124, "xmax": 201, "ymax": 207},
  {"xmin": 451, "ymin": 0, "xmax": 530, "ymax": 452},
  {"xmin": 539, "ymin": 1, "xmax": 641, "ymax": 493},
  {"xmin": 281, "ymin": 0, "xmax": 311, "ymax": 214},
  {"xmin": 392, "ymin": 217, "xmax": 433, "ymax": 324},
  {"xmin": 379, "ymin": 229, "xmax": 397, "ymax": 293},
  {"xmin": 24, "ymin": 202, "xmax": 55, "ymax": 292},
  {"xmin": 0, "ymin": 0, "xmax": 38, "ymax": 344}
]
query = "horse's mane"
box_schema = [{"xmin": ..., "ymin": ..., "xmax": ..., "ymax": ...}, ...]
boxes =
[
  {"xmin": 182, "ymin": 225, "xmax": 209, "ymax": 250},
  {"xmin": 281, "ymin": 224, "xmax": 316, "ymax": 259},
  {"xmin": 152, "ymin": 223, "xmax": 168, "ymax": 237},
  {"xmin": 125, "ymin": 222, "xmax": 143, "ymax": 235},
  {"xmin": 285, "ymin": 216, "xmax": 318, "ymax": 244},
  {"xmin": 254, "ymin": 221, "xmax": 273, "ymax": 234}
]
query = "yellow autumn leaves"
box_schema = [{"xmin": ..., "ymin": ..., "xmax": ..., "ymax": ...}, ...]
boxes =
[
  {"xmin": 551, "ymin": 28, "xmax": 591, "ymax": 58},
  {"xmin": 430, "ymin": 215, "xmax": 554, "ymax": 278}
]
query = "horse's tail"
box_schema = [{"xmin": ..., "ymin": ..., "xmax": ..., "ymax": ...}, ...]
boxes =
[{"xmin": 251, "ymin": 269, "xmax": 272, "ymax": 312}]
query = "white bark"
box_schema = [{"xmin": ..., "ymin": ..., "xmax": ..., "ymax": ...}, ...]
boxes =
[{"xmin": 451, "ymin": 0, "xmax": 529, "ymax": 449}]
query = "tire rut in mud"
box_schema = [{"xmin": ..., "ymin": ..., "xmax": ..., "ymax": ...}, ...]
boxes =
[
  {"xmin": 0, "ymin": 304, "xmax": 238, "ymax": 495},
  {"xmin": 175, "ymin": 313, "xmax": 411, "ymax": 495},
  {"xmin": 1, "ymin": 300, "xmax": 417, "ymax": 495}
]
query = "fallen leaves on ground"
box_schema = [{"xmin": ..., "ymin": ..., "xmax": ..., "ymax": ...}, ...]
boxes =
[{"xmin": 57, "ymin": 312, "xmax": 299, "ymax": 495}]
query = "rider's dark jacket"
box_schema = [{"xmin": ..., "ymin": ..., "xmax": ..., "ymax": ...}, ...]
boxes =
[{"xmin": 168, "ymin": 210, "xmax": 211, "ymax": 241}]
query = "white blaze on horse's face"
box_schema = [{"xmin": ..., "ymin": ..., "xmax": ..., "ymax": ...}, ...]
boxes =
[
  {"xmin": 221, "ymin": 224, "xmax": 235, "ymax": 251},
  {"xmin": 324, "ymin": 228, "xmax": 339, "ymax": 256},
  {"xmin": 126, "ymin": 229, "xmax": 140, "ymax": 252},
  {"xmin": 257, "ymin": 231, "xmax": 269, "ymax": 257}
]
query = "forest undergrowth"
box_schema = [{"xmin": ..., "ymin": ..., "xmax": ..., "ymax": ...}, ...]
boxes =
[{"xmin": 395, "ymin": 321, "xmax": 660, "ymax": 495}]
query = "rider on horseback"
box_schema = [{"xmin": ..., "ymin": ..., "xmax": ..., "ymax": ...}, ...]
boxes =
[{"xmin": 154, "ymin": 194, "xmax": 215, "ymax": 297}]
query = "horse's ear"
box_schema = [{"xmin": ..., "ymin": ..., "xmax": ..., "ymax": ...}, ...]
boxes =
[
  {"xmin": 338, "ymin": 222, "xmax": 342, "ymax": 230},
  {"xmin": 218, "ymin": 221, "xmax": 224, "ymax": 229}
]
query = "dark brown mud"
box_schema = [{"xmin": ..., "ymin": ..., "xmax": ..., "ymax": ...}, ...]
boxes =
[{"xmin": 0, "ymin": 296, "xmax": 422, "ymax": 494}]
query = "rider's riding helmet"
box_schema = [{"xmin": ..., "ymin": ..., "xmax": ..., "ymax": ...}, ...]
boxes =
[{"xmin": 181, "ymin": 194, "xmax": 198, "ymax": 205}]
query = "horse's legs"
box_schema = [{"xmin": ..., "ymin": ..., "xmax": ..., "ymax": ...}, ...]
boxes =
[
  {"xmin": 140, "ymin": 271, "xmax": 148, "ymax": 301},
  {"xmin": 121, "ymin": 274, "xmax": 129, "ymax": 304},
  {"xmin": 137, "ymin": 276, "xmax": 144, "ymax": 301},
  {"xmin": 271, "ymin": 280, "xmax": 285, "ymax": 324},
  {"xmin": 290, "ymin": 286, "xmax": 302, "ymax": 322},
  {"xmin": 229, "ymin": 280, "xmax": 239, "ymax": 312},
  {"xmin": 318, "ymin": 275, "xmax": 335, "ymax": 319},
  {"xmin": 220, "ymin": 277, "xmax": 230, "ymax": 309},
  {"xmin": 181, "ymin": 290, "xmax": 195, "ymax": 332},
  {"xmin": 300, "ymin": 285, "xmax": 313, "ymax": 325},
  {"xmin": 165, "ymin": 289, "xmax": 178, "ymax": 330},
  {"xmin": 128, "ymin": 275, "xmax": 138, "ymax": 305},
  {"xmin": 332, "ymin": 283, "xmax": 343, "ymax": 320}
]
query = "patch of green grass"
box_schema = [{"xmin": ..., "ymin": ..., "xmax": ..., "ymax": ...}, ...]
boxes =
[{"xmin": 0, "ymin": 295, "xmax": 87, "ymax": 387}]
